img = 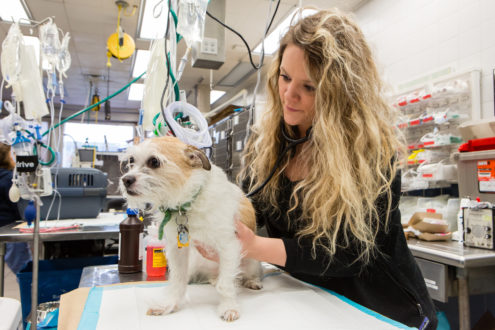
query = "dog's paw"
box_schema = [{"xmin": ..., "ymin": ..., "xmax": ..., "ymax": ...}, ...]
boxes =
[
  {"xmin": 242, "ymin": 278, "xmax": 263, "ymax": 290},
  {"xmin": 218, "ymin": 301, "xmax": 240, "ymax": 322},
  {"xmin": 221, "ymin": 309, "xmax": 240, "ymax": 322},
  {"xmin": 145, "ymin": 302, "xmax": 178, "ymax": 316},
  {"xmin": 146, "ymin": 308, "xmax": 166, "ymax": 316}
]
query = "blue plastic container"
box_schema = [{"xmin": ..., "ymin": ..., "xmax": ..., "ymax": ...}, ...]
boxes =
[{"xmin": 16, "ymin": 255, "xmax": 117, "ymax": 321}]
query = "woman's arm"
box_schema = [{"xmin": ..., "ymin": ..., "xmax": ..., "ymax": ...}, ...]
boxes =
[{"xmin": 235, "ymin": 220, "xmax": 287, "ymax": 267}]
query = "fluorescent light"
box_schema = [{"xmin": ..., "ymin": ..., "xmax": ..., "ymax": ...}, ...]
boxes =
[
  {"xmin": 138, "ymin": 0, "xmax": 169, "ymax": 40},
  {"xmin": 132, "ymin": 49, "xmax": 150, "ymax": 78},
  {"xmin": 0, "ymin": 0, "xmax": 30, "ymax": 22},
  {"xmin": 210, "ymin": 90, "xmax": 226, "ymax": 104},
  {"xmin": 253, "ymin": 8, "xmax": 317, "ymax": 55},
  {"xmin": 128, "ymin": 83, "xmax": 144, "ymax": 101}
]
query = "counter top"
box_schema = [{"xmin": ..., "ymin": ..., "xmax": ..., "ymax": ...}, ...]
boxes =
[{"xmin": 407, "ymin": 238, "xmax": 495, "ymax": 268}]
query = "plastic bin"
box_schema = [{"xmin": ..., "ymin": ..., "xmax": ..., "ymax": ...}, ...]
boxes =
[
  {"xmin": 16, "ymin": 255, "xmax": 117, "ymax": 321},
  {"xmin": 17, "ymin": 167, "xmax": 108, "ymax": 220},
  {"xmin": 455, "ymin": 149, "xmax": 495, "ymax": 204}
]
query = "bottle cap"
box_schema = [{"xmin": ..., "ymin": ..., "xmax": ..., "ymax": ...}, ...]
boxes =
[{"xmin": 126, "ymin": 208, "xmax": 139, "ymax": 216}]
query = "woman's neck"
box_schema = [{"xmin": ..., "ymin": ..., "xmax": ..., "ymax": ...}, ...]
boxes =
[{"xmin": 284, "ymin": 144, "xmax": 310, "ymax": 182}]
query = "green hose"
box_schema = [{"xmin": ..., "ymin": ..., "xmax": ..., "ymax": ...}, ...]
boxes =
[{"xmin": 41, "ymin": 71, "xmax": 146, "ymax": 138}]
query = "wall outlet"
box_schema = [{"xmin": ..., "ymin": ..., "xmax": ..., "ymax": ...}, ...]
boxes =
[{"xmin": 201, "ymin": 37, "xmax": 218, "ymax": 55}]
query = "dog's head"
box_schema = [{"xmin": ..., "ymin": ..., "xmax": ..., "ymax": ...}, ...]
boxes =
[{"xmin": 120, "ymin": 136, "xmax": 211, "ymax": 210}]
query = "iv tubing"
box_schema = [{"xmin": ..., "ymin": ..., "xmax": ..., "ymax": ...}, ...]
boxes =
[{"xmin": 41, "ymin": 71, "xmax": 146, "ymax": 137}]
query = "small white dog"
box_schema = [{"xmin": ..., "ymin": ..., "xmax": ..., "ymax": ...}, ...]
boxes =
[{"xmin": 120, "ymin": 136, "xmax": 262, "ymax": 321}]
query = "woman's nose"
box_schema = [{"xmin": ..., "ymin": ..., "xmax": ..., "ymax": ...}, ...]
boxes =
[{"xmin": 284, "ymin": 83, "xmax": 299, "ymax": 101}]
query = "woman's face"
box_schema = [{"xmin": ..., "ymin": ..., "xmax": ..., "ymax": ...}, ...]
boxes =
[{"xmin": 278, "ymin": 44, "xmax": 316, "ymax": 136}]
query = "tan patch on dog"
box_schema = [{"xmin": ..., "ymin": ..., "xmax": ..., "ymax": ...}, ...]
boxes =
[
  {"xmin": 150, "ymin": 136, "xmax": 210, "ymax": 176},
  {"xmin": 239, "ymin": 196, "xmax": 256, "ymax": 232},
  {"xmin": 150, "ymin": 136, "xmax": 194, "ymax": 177}
]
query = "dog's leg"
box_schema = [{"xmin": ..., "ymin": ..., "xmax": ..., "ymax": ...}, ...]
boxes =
[
  {"xmin": 215, "ymin": 241, "xmax": 242, "ymax": 322},
  {"xmin": 240, "ymin": 258, "xmax": 263, "ymax": 290},
  {"xmin": 146, "ymin": 245, "xmax": 189, "ymax": 316}
]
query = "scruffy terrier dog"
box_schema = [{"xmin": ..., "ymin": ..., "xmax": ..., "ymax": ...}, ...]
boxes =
[{"xmin": 120, "ymin": 136, "xmax": 262, "ymax": 321}]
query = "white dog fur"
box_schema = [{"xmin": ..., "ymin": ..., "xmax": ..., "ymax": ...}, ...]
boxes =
[{"xmin": 120, "ymin": 136, "xmax": 263, "ymax": 321}]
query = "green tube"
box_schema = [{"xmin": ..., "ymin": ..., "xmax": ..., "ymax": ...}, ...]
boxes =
[
  {"xmin": 37, "ymin": 143, "xmax": 56, "ymax": 166},
  {"xmin": 41, "ymin": 71, "xmax": 146, "ymax": 138}
]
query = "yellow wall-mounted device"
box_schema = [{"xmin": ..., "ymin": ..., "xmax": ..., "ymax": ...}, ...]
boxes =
[
  {"xmin": 107, "ymin": 30, "xmax": 135, "ymax": 61},
  {"xmin": 106, "ymin": 1, "xmax": 136, "ymax": 65}
]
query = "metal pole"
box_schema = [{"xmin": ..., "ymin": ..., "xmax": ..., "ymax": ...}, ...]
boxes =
[
  {"xmin": 0, "ymin": 242, "xmax": 5, "ymax": 296},
  {"xmin": 457, "ymin": 269, "xmax": 470, "ymax": 330},
  {"xmin": 30, "ymin": 199, "xmax": 40, "ymax": 329}
]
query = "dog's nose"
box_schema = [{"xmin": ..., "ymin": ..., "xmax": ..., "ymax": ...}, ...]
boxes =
[{"xmin": 122, "ymin": 175, "xmax": 136, "ymax": 188}]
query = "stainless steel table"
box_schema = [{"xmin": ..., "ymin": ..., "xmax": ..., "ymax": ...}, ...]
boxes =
[
  {"xmin": 0, "ymin": 216, "xmax": 121, "ymax": 297},
  {"xmin": 407, "ymin": 239, "xmax": 495, "ymax": 330},
  {"xmin": 79, "ymin": 264, "xmax": 166, "ymax": 288}
]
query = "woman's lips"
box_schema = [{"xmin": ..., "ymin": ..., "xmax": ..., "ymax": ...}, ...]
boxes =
[{"xmin": 285, "ymin": 105, "xmax": 300, "ymax": 112}]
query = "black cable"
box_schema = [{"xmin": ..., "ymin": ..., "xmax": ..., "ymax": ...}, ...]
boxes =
[
  {"xmin": 246, "ymin": 125, "xmax": 312, "ymax": 198},
  {"xmin": 206, "ymin": 0, "xmax": 280, "ymax": 70}
]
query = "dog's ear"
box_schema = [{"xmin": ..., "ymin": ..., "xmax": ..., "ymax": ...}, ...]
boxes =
[{"xmin": 184, "ymin": 146, "xmax": 211, "ymax": 171}]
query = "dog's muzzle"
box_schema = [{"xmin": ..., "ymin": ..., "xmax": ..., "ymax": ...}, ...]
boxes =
[{"xmin": 121, "ymin": 175, "xmax": 138, "ymax": 196}]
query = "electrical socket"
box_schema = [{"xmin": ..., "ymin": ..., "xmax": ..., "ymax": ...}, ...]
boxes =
[{"xmin": 201, "ymin": 37, "xmax": 218, "ymax": 55}]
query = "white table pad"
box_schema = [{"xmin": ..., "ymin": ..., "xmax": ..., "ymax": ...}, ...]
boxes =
[{"xmin": 77, "ymin": 271, "xmax": 415, "ymax": 330}]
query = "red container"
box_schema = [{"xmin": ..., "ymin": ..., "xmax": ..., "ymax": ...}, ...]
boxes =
[{"xmin": 146, "ymin": 245, "xmax": 166, "ymax": 277}]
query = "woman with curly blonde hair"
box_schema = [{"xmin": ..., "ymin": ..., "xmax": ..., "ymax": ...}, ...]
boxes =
[{"xmin": 236, "ymin": 8, "xmax": 437, "ymax": 329}]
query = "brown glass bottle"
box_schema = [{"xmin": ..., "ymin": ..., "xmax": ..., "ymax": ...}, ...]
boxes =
[{"xmin": 118, "ymin": 208, "xmax": 144, "ymax": 273}]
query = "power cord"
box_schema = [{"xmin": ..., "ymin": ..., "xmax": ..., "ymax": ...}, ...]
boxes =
[{"xmin": 205, "ymin": 0, "xmax": 281, "ymax": 70}]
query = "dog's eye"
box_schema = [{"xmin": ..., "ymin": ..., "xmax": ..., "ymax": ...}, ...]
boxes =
[
  {"xmin": 147, "ymin": 157, "xmax": 160, "ymax": 169},
  {"xmin": 129, "ymin": 157, "xmax": 134, "ymax": 164}
]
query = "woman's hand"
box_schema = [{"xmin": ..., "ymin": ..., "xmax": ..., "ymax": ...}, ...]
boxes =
[{"xmin": 235, "ymin": 219, "xmax": 257, "ymax": 259}]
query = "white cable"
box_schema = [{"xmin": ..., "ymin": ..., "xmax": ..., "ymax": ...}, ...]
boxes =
[
  {"xmin": 163, "ymin": 101, "xmax": 212, "ymax": 149},
  {"xmin": 176, "ymin": 47, "xmax": 191, "ymax": 82}
]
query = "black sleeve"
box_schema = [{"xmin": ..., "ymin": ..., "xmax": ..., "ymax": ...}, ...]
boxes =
[
  {"xmin": 0, "ymin": 171, "xmax": 21, "ymax": 226},
  {"xmin": 282, "ymin": 171, "xmax": 402, "ymax": 278}
]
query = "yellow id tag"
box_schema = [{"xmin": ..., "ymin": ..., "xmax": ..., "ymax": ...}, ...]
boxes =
[{"xmin": 177, "ymin": 224, "xmax": 189, "ymax": 248}]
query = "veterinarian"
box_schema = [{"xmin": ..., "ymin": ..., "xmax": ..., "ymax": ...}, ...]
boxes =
[
  {"xmin": 0, "ymin": 143, "xmax": 31, "ymax": 274},
  {"xmin": 214, "ymin": 9, "xmax": 436, "ymax": 329}
]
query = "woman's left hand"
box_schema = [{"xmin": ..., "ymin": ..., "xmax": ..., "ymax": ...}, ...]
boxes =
[{"xmin": 235, "ymin": 219, "xmax": 257, "ymax": 259}]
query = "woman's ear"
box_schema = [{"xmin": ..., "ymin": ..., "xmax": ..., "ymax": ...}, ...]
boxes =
[{"xmin": 184, "ymin": 146, "xmax": 211, "ymax": 171}]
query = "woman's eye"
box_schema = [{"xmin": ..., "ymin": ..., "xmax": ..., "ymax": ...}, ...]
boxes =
[
  {"xmin": 147, "ymin": 157, "xmax": 160, "ymax": 169},
  {"xmin": 304, "ymin": 84, "xmax": 316, "ymax": 92},
  {"xmin": 280, "ymin": 74, "xmax": 290, "ymax": 82}
]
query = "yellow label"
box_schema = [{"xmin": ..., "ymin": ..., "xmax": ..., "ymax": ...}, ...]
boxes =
[
  {"xmin": 152, "ymin": 248, "xmax": 166, "ymax": 268},
  {"xmin": 177, "ymin": 234, "xmax": 189, "ymax": 248}
]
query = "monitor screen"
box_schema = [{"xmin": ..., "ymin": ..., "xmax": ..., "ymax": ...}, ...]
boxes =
[{"xmin": 79, "ymin": 149, "xmax": 95, "ymax": 162}]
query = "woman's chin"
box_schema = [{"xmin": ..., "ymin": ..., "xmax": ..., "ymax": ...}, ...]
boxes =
[{"xmin": 283, "ymin": 114, "xmax": 302, "ymax": 126}]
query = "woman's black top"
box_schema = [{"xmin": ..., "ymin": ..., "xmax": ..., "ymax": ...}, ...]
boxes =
[
  {"xmin": 0, "ymin": 168, "xmax": 20, "ymax": 228},
  {"xmin": 247, "ymin": 172, "xmax": 438, "ymax": 329}
]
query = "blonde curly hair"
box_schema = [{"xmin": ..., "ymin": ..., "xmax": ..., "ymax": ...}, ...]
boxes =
[{"xmin": 240, "ymin": 8, "xmax": 403, "ymax": 265}]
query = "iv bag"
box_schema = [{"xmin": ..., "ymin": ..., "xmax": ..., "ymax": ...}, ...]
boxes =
[
  {"xmin": 57, "ymin": 32, "xmax": 71, "ymax": 77},
  {"xmin": 19, "ymin": 43, "xmax": 49, "ymax": 120},
  {"xmin": 1, "ymin": 23, "xmax": 23, "ymax": 87},
  {"xmin": 39, "ymin": 21, "xmax": 61, "ymax": 69},
  {"xmin": 177, "ymin": 0, "xmax": 209, "ymax": 47},
  {"xmin": 142, "ymin": 38, "xmax": 168, "ymax": 131}
]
